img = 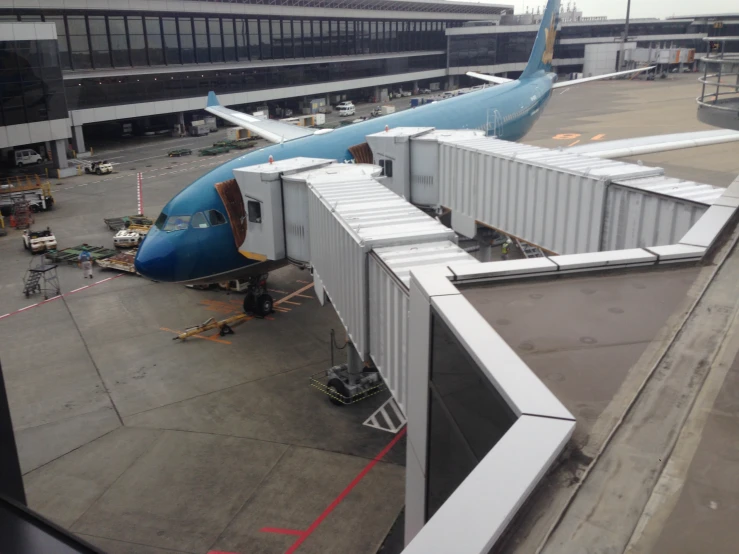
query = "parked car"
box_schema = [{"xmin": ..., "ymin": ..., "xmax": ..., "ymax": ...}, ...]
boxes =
[
  {"xmin": 85, "ymin": 160, "xmax": 114, "ymax": 175},
  {"xmin": 15, "ymin": 149, "xmax": 43, "ymax": 168},
  {"xmin": 418, "ymin": 88, "xmax": 432, "ymax": 94}
]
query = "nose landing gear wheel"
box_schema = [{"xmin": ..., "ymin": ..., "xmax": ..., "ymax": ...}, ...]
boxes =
[{"xmin": 256, "ymin": 293, "xmax": 273, "ymax": 317}]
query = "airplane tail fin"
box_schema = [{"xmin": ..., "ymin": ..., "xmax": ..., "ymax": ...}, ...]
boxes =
[
  {"xmin": 206, "ymin": 91, "xmax": 220, "ymax": 108},
  {"xmin": 520, "ymin": 0, "xmax": 561, "ymax": 79}
]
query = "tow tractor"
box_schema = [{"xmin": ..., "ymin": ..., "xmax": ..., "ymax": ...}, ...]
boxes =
[
  {"xmin": 22, "ymin": 227, "xmax": 57, "ymax": 253},
  {"xmin": 113, "ymin": 229, "xmax": 143, "ymax": 248},
  {"xmin": 84, "ymin": 160, "xmax": 114, "ymax": 175}
]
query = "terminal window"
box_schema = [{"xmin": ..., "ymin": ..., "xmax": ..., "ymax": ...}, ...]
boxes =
[{"xmin": 425, "ymin": 309, "xmax": 517, "ymax": 521}]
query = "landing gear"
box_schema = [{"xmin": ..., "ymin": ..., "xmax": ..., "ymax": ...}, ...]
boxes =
[{"xmin": 241, "ymin": 273, "xmax": 274, "ymax": 317}]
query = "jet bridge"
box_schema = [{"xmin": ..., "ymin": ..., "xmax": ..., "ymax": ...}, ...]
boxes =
[
  {"xmin": 232, "ymin": 158, "xmax": 479, "ymax": 407},
  {"xmin": 365, "ymin": 128, "xmax": 726, "ymax": 254}
]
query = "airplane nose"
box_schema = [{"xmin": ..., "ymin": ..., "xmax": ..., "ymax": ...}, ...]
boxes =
[{"xmin": 134, "ymin": 228, "xmax": 178, "ymax": 281}]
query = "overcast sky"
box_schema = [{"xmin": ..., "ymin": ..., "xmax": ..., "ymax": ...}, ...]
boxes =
[{"xmin": 458, "ymin": 0, "xmax": 738, "ymax": 20}]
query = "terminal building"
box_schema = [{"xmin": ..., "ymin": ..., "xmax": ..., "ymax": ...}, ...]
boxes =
[{"xmin": 0, "ymin": 1, "xmax": 738, "ymax": 168}]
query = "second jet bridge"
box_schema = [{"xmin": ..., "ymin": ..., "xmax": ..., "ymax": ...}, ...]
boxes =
[{"xmin": 365, "ymin": 128, "xmax": 726, "ymax": 254}]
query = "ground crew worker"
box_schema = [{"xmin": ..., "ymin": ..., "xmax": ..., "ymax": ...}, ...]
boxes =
[
  {"xmin": 78, "ymin": 247, "xmax": 93, "ymax": 279},
  {"xmin": 501, "ymin": 239, "xmax": 512, "ymax": 261}
]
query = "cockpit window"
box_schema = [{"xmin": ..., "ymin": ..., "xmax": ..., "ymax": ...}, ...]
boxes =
[
  {"xmin": 191, "ymin": 212, "xmax": 209, "ymax": 229},
  {"xmin": 154, "ymin": 212, "xmax": 167, "ymax": 230},
  {"xmin": 206, "ymin": 209, "xmax": 227, "ymax": 226},
  {"xmin": 163, "ymin": 215, "xmax": 191, "ymax": 231}
]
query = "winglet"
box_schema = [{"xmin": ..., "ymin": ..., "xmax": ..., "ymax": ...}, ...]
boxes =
[{"xmin": 206, "ymin": 91, "xmax": 220, "ymax": 108}]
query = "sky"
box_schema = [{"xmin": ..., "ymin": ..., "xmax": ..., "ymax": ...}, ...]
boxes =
[{"xmin": 456, "ymin": 0, "xmax": 739, "ymax": 20}]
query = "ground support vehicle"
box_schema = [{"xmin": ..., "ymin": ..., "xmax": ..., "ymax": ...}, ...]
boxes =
[
  {"xmin": 113, "ymin": 229, "xmax": 143, "ymax": 248},
  {"xmin": 23, "ymin": 228, "xmax": 57, "ymax": 253},
  {"xmin": 83, "ymin": 160, "xmax": 114, "ymax": 175}
]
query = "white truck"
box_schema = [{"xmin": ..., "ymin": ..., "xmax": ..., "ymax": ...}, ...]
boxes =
[{"xmin": 23, "ymin": 228, "xmax": 57, "ymax": 253}]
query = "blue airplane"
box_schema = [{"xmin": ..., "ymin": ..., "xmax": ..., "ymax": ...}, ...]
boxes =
[{"xmin": 134, "ymin": 0, "xmax": 649, "ymax": 312}]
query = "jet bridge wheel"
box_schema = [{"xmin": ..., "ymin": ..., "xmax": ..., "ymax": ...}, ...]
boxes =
[{"xmin": 327, "ymin": 378, "xmax": 349, "ymax": 406}]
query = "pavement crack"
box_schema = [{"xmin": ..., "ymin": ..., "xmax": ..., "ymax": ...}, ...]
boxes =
[
  {"xmin": 61, "ymin": 296, "xmax": 124, "ymax": 427},
  {"xmin": 205, "ymin": 445, "xmax": 292, "ymax": 553}
]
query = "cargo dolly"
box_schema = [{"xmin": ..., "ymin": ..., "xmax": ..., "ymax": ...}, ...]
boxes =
[
  {"xmin": 104, "ymin": 215, "xmax": 153, "ymax": 232},
  {"xmin": 96, "ymin": 250, "xmax": 138, "ymax": 274},
  {"xmin": 45, "ymin": 244, "xmax": 117, "ymax": 265}
]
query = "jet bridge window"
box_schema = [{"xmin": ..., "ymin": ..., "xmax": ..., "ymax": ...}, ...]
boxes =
[
  {"xmin": 247, "ymin": 200, "xmax": 262, "ymax": 223},
  {"xmin": 379, "ymin": 159, "xmax": 393, "ymax": 177},
  {"xmin": 206, "ymin": 209, "xmax": 227, "ymax": 226},
  {"xmin": 190, "ymin": 212, "xmax": 209, "ymax": 229},
  {"xmin": 163, "ymin": 215, "xmax": 191, "ymax": 231}
]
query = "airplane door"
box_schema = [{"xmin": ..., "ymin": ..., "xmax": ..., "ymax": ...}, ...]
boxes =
[{"xmin": 486, "ymin": 108, "xmax": 503, "ymax": 138}]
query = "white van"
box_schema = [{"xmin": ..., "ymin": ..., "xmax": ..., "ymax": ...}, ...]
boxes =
[
  {"xmin": 15, "ymin": 149, "xmax": 43, "ymax": 167},
  {"xmin": 338, "ymin": 104, "xmax": 356, "ymax": 117}
]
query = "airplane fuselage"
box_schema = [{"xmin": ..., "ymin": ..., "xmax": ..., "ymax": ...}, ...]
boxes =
[{"xmin": 135, "ymin": 73, "xmax": 555, "ymax": 283}]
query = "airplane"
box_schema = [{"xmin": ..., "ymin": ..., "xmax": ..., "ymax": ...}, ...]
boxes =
[{"xmin": 133, "ymin": 0, "xmax": 732, "ymax": 314}]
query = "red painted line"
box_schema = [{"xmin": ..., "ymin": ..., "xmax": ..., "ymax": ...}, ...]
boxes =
[
  {"xmin": 260, "ymin": 527, "xmax": 304, "ymax": 536},
  {"xmin": 0, "ymin": 273, "xmax": 125, "ymax": 321},
  {"xmin": 283, "ymin": 427, "xmax": 407, "ymax": 554}
]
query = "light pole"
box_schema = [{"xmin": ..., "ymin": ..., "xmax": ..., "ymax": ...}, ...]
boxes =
[{"xmin": 619, "ymin": 0, "xmax": 632, "ymax": 69}]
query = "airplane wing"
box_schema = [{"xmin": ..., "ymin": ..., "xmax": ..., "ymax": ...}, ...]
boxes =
[
  {"xmin": 466, "ymin": 72, "xmax": 514, "ymax": 85},
  {"xmin": 205, "ymin": 91, "xmax": 315, "ymax": 144},
  {"xmin": 551, "ymin": 66, "xmax": 655, "ymax": 89},
  {"xmin": 566, "ymin": 129, "xmax": 739, "ymax": 158}
]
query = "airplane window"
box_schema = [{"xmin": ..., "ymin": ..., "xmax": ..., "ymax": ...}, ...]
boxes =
[
  {"xmin": 163, "ymin": 215, "xmax": 191, "ymax": 231},
  {"xmin": 206, "ymin": 209, "xmax": 227, "ymax": 226},
  {"xmin": 191, "ymin": 212, "xmax": 210, "ymax": 229},
  {"xmin": 154, "ymin": 212, "xmax": 167, "ymax": 230}
]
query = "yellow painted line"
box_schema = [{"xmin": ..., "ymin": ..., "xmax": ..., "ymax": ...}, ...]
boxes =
[
  {"xmin": 281, "ymin": 300, "xmax": 301, "ymax": 306},
  {"xmin": 275, "ymin": 282, "xmax": 315, "ymax": 306},
  {"xmin": 568, "ymin": 139, "xmax": 580, "ymax": 146},
  {"xmin": 160, "ymin": 327, "xmax": 232, "ymax": 345},
  {"xmin": 295, "ymin": 294, "xmax": 313, "ymax": 299},
  {"xmin": 296, "ymin": 280, "xmax": 311, "ymax": 284},
  {"xmin": 592, "ymin": 133, "xmax": 605, "ymax": 140}
]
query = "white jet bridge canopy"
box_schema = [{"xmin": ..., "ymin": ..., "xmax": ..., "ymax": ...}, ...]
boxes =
[{"xmin": 368, "ymin": 130, "xmax": 726, "ymax": 255}]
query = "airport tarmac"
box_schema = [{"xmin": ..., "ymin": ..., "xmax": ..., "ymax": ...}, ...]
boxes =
[{"xmin": 0, "ymin": 73, "xmax": 737, "ymax": 554}]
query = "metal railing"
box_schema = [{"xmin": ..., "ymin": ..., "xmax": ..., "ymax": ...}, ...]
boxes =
[{"xmin": 696, "ymin": 38, "xmax": 739, "ymax": 129}]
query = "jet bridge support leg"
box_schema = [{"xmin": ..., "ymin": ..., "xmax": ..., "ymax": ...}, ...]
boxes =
[{"xmin": 315, "ymin": 336, "xmax": 383, "ymax": 406}]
